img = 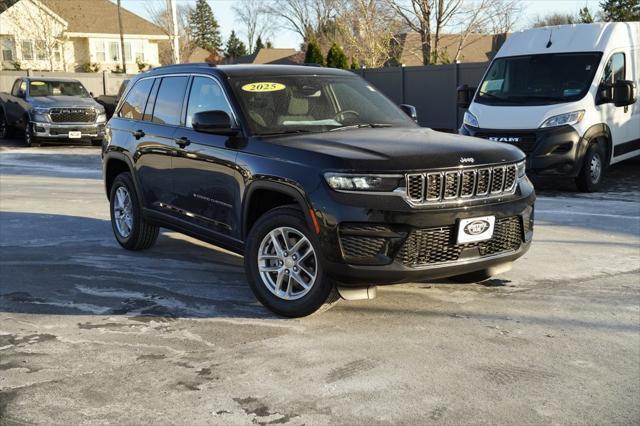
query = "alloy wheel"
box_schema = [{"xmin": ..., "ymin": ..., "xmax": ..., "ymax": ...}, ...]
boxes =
[
  {"xmin": 113, "ymin": 186, "xmax": 133, "ymax": 238},
  {"xmin": 257, "ymin": 227, "xmax": 318, "ymax": 300},
  {"xmin": 24, "ymin": 124, "xmax": 31, "ymax": 146},
  {"xmin": 590, "ymin": 152, "xmax": 602, "ymax": 184}
]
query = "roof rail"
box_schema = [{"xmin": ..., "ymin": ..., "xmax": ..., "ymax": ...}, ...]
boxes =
[{"xmin": 150, "ymin": 63, "xmax": 216, "ymax": 71}]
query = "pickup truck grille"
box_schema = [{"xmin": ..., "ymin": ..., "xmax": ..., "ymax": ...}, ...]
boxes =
[
  {"xmin": 49, "ymin": 108, "xmax": 96, "ymax": 123},
  {"xmin": 396, "ymin": 216, "xmax": 523, "ymax": 267},
  {"xmin": 406, "ymin": 163, "xmax": 517, "ymax": 205}
]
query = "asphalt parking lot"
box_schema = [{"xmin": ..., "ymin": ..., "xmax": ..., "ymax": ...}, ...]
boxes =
[{"xmin": 0, "ymin": 139, "xmax": 639, "ymax": 425}]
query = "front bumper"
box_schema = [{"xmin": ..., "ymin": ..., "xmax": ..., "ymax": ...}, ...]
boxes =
[
  {"xmin": 315, "ymin": 179, "xmax": 535, "ymax": 285},
  {"xmin": 31, "ymin": 121, "xmax": 106, "ymax": 140},
  {"xmin": 460, "ymin": 124, "xmax": 584, "ymax": 177}
]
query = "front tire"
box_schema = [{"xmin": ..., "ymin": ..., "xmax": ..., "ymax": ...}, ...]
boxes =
[
  {"xmin": 24, "ymin": 122, "xmax": 39, "ymax": 147},
  {"xmin": 575, "ymin": 142, "xmax": 605, "ymax": 192},
  {"xmin": 109, "ymin": 172, "xmax": 159, "ymax": 250},
  {"xmin": 244, "ymin": 206, "xmax": 339, "ymax": 317}
]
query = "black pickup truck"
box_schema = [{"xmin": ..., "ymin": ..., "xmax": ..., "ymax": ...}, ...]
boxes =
[
  {"xmin": 102, "ymin": 63, "xmax": 535, "ymax": 317},
  {"xmin": 0, "ymin": 77, "xmax": 107, "ymax": 146}
]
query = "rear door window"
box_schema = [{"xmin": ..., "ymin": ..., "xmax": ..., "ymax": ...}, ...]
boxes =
[
  {"xmin": 152, "ymin": 76, "xmax": 189, "ymax": 126},
  {"xmin": 119, "ymin": 78, "xmax": 153, "ymax": 120}
]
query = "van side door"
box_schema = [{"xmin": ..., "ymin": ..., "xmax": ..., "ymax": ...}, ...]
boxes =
[
  {"xmin": 597, "ymin": 50, "xmax": 638, "ymax": 162},
  {"xmin": 170, "ymin": 75, "xmax": 242, "ymax": 239}
]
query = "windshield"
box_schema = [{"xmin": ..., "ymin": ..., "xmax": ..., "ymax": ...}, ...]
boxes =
[
  {"xmin": 29, "ymin": 80, "xmax": 91, "ymax": 98},
  {"xmin": 229, "ymin": 75, "xmax": 416, "ymax": 135},
  {"xmin": 475, "ymin": 52, "xmax": 602, "ymax": 106}
]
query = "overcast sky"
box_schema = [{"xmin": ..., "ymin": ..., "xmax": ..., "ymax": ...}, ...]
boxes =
[{"xmin": 117, "ymin": 0, "xmax": 602, "ymax": 49}]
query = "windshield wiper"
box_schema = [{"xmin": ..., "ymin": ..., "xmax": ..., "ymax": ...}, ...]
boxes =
[
  {"xmin": 477, "ymin": 91, "xmax": 514, "ymax": 102},
  {"xmin": 255, "ymin": 129, "xmax": 316, "ymax": 136},
  {"xmin": 329, "ymin": 123, "xmax": 392, "ymax": 132}
]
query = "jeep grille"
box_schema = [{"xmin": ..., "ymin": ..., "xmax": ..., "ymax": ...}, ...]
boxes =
[{"xmin": 406, "ymin": 163, "xmax": 518, "ymax": 204}]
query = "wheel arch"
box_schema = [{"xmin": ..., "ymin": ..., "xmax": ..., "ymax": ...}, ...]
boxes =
[
  {"xmin": 242, "ymin": 180, "xmax": 316, "ymax": 240},
  {"xmin": 579, "ymin": 123, "xmax": 612, "ymax": 168},
  {"xmin": 104, "ymin": 152, "xmax": 136, "ymax": 199}
]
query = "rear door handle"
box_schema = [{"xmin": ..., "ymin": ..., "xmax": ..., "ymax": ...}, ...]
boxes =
[
  {"xmin": 132, "ymin": 129, "xmax": 145, "ymax": 139},
  {"xmin": 175, "ymin": 136, "xmax": 191, "ymax": 148}
]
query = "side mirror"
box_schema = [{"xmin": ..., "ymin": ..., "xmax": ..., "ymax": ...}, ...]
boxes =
[
  {"xmin": 90, "ymin": 91, "xmax": 95, "ymax": 98},
  {"xmin": 192, "ymin": 110, "xmax": 238, "ymax": 135},
  {"xmin": 612, "ymin": 80, "xmax": 636, "ymax": 107},
  {"xmin": 17, "ymin": 89, "xmax": 26, "ymax": 98},
  {"xmin": 457, "ymin": 84, "xmax": 476, "ymax": 108},
  {"xmin": 399, "ymin": 104, "xmax": 418, "ymax": 122}
]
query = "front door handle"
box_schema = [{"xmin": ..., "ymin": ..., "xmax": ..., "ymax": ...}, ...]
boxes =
[
  {"xmin": 175, "ymin": 136, "xmax": 191, "ymax": 148},
  {"xmin": 132, "ymin": 129, "xmax": 145, "ymax": 140}
]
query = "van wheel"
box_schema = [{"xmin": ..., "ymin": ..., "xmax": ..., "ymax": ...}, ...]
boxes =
[
  {"xmin": 575, "ymin": 142, "xmax": 604, "ymax": 192},
  {"xmin": 109, "ymin": 172, "xmax": 159, "ymax": 250},
  {"xmin": 244, "ymin": 206, "xmax": 339, "ymax": 317}
]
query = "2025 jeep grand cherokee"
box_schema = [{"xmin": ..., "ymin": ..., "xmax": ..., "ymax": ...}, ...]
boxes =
[{"xmin": 102, "ymin": 63, "xmax": 535, "ymax": 317}]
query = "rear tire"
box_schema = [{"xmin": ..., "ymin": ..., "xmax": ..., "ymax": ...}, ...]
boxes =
[
  {"xmin": 575, "ymin": 142, "xmax": 605, "ymax": 192},
  {"xmin": 244, "ymin": 206, "xmax": 339, "ymax": 317},
  {"xmin": 109, "ymin": 172, "xmax": 159, "ymax": 250}
]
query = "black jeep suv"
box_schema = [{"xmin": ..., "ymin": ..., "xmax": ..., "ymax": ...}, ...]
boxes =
[{"xmin": 102, "ymin": 63, "xmax": 535, "ymax": 317}]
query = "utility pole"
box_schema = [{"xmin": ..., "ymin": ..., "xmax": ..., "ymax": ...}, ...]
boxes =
[
  {"xmin": 117, "ymin": 0, "xmax": 127, "ymax": 73},
  {"xmin": 168, "ymin": 0, "xmax": 180, "ymax": 64}
]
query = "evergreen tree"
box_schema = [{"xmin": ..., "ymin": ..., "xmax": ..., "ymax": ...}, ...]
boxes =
[
  {"xmin": 189, "ymin": 0, "xmax": 223, "ymax": 53},
  {"xmin": 266, "ymin": 40, "xmax": 274, "ymax": 49},
  {"xmin": 578, "ymin": 6, "xmax": 595, "ymax": 22},
  {"xmin": 350, "ymin": 57, "xmax": 358, "ymax": 70},
  {"xmin": 254, "ymin": 36, "xmax": 265, "ymax": 52},
  {"xmin": 225, "ymin": 30, "xmax": 247, "ymax": 59},
  {"xmin": 304, "ymin": 40, "xmax": 324, "ymax": 66},
  {"xmin": 600, "ymin": 0, "xmax": 640, "ymax": 21},
  {"xmin": 326, "ymin": 43, "xmax": 349, "ymax": 69}
]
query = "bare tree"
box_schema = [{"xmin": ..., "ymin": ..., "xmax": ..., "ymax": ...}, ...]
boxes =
[
  {"xmin": 146, "ymin": 0, "xmax": 195, "ymax": 63},
  {"xmin": 336, "ymin": 0, "xmax": 402, "ymax": 67},
  {"xmin": 3, "ymin": 0, "xmax": 68, "ymax": 70},
  {"xmin": 232, "ymin": 0, "xmax": 274, "ymax": 54},
  {"xmin": 265, "ymin": 0, "xmax": 339, "ymax": 43},
  {"xmin": 386, "ymin": 0, "xmax": 521, "ymax": 65}
]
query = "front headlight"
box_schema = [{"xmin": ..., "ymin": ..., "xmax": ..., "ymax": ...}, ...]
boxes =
[
  {"xmin": 324, "ymin": 173, "xmax": 402, "ymax": 192},
  {"xmin": 463, "ymin": 111, "xmax": 479, "ymax": 128},
  {"xmin": 516, "ymin": 160, "xmax": 526, "ymax": 178},
  {"xmin": 31, "ymin": 107, "xmax": 49, "ymax": 122},
  {"xmin": 97, "ymin": 113, "xmax": 107, "ymax": 123},
  {"xmin": 539, "ymin": 110, "xmax": 584, "ymax": 128},
  {"xmin": 33, "ymin": 107, "xmax": 49, "ymax": 114}
]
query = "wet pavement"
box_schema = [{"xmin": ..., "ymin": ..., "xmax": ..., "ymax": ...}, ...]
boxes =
[{"xmin": 0, "ymin": 141, "xmax": 639, "ymax": 425}]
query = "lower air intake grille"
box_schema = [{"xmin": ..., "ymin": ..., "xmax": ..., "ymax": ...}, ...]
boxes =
[{"xmin": 396, "ymin": 216, "xmax": 523, "ymax": 267}]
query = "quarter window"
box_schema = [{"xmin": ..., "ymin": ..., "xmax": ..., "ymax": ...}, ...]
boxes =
[
  {"xmin": 602, "ymin": 53, "xmax": 625, "ymax": 84},
  {"xmin": 119, "ymin": 78, "xmax": 154, "ymax": 120},
  {"xmin": 186, "ymin": 77, "xmax": 233, "ymax": 128},
  {"xmin": 152, "ymin": 76, "xmax": 189, "ymax": 126}
]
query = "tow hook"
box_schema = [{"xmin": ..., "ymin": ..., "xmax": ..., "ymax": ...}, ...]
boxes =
[{"xmin": 338, "ymin": 286, "xmax": 377, "ymax": 301}]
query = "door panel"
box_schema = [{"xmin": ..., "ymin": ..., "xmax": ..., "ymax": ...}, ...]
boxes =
[{"xmin": 170, "ymin": 76, "xmax": 241, "ymax": 238}]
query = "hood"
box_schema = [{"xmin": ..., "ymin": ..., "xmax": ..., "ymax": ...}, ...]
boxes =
[
  {"xmin": 468, "ymin": 100, "xmax": 588, "ymax": 130},
  {"xmin": 28, "ymin": 96, "xmax": 100, "ymax": 109},
  {"xmin": 264, "ymin": 127, "xmax": 524, "ymax": 171}
]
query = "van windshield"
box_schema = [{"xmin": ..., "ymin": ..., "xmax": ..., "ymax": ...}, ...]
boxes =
[
  {"xmin": 475, "ymin": 52, "xmax": 602, "ymax": 106},
  {"xmin": 229, "ymin": 75, "xmax": 416, "ymax": 136}
]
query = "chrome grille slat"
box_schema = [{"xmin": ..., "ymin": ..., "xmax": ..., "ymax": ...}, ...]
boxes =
[{"xmin": 404, "ymin": 163, "xmax": 518, "ymax": 205}]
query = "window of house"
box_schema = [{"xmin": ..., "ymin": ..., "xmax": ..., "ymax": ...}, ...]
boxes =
[
  {"xmin": 134, "ymin": 40, "xmax": 145, "ymax": 62},
  {"xmin": 53, "ymin": 43, "xmax": 62, "ymax": 62},
  {"xmin": 186, "ymin": 77, "xmax": 233, "ymax": 128},
  {"xmin": 119, "ymin": 78, "xmax": 154, "ymax": 120},
  {"xmin": 2, "ymin": 38, "xmax": 14, "ymax": 61},
  {"xmin": 124, "ymin": 41, "xmax": 132, "ymax": 63},
  {"xmin": 109, "ymin": 41, "xmax": 120, "ymax": 62},
  {"xmin": 93, "ymin": 40, "xmax": 106, "ymax": 62},
  {"xmin": 21, "ymin": 40, "xmax": 33, "ymax": 61},
  {"xmin": 35, "ymin": 40, "xmax": 46, "ymax": 60},
  {"xmin": 152, "ymin": 76, "xmax": 189, "ymax": 125},
  {"xmin": 601, "ymin": 52, "xmax": 625, "ymax": 85}
]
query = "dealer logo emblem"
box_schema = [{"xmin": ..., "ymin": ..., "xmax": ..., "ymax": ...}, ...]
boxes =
[{"xmin": 464, "ymin": 220, "xmax": 490, "ymax": 235}]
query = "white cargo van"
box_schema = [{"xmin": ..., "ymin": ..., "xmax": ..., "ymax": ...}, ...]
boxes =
[{"xmin": 458, "ymin": 23, "xmax": 639, "ymax": 191}]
